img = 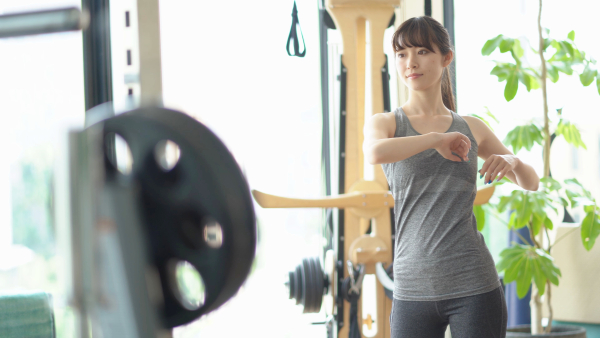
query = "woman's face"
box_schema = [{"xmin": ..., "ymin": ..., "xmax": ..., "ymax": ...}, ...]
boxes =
[{"xmin": 394, "ymin": 42, "xmax": 452, "ymax": 92}]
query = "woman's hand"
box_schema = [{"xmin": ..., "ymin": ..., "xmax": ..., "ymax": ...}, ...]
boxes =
[
  {"xmin": 479, "ymin": 154, "xmax": 520, "ymax": 184},
  {"xmin": 433, "ymin": 132, "xmax": 471, "ymax": 162}
]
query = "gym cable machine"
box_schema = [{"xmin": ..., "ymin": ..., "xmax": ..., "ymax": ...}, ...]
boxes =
[{"xmin": 254, "ymin": 1, "xmax": 496, "ymax": 338}]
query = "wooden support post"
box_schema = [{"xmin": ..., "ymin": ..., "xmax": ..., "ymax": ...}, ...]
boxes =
[{"xmin": 325, "ymin": 1, "xmax": 397, "ymax": 337}]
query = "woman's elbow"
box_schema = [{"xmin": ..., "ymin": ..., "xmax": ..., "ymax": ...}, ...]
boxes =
[
  {"xmin": 526, "ymin": 178, "xmax": 540, "ymax": 191},
  {"xmin": 364, "ymin": 145, "xmax": 380, "ymax": 165}
]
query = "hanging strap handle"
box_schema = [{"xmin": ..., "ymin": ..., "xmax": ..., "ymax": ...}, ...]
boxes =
[{"xmin": 286, "ymin": 1, "xmax": 306, "ymax": 57}]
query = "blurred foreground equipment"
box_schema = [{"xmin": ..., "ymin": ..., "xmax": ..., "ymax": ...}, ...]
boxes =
[
  {"xmin": 69, "ymin": 106, "xmax": 256, "ymax": 337},
  {"xmin": 0, "ymin": 7, "xmax": 88, "ymax": 38}
]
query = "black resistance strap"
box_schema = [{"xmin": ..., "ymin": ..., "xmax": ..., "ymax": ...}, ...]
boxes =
[{"xmin": 286, "ymin": 1, "xmax": 306, "ymax": 57}]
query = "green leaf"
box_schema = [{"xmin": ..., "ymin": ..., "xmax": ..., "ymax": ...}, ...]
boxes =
[
  {"xmin": 564, "ymin": 177, "xmax": 584, "ymax": 188},
  {"xmin": 491, "ymin": 63, "xmax": 514, "ymax": 82},
  {"xmin": 568, "ymin": 30, "xmax": 575, "ymax": 41},
  {"xmin": 573, "ymin": 49, "xmax": 585, "ymax": 63},
  {"xmin": 538, "ymin": 256, "xmax": 561, "ymax": 286},
  {"xmin": 505, "ymin": 69, "xmax": 519, "ymax": 101},
  {"xmin": 538, "ymin": 250, "xmax": 561, "ymax": 286},
  {"xmin": 540, "ymin": 177, "xmax": 562, "ymax": 192},
  {"xmin": 482, "ymin": 34, "xmax": 504, "ymax": 56},
  {"xmin": 563, "ymin": 177, "xmax": 595, "ymax": 208},
  {"xmin": 498, "ymin": 245, "xmax": 561, "ymax": 299},
  {"xmin": 552, "ymin": 61, "xmax": 574, "ymax": 75},
  {"xmin": 497, "ymin": 190, "xmax": 521, "ymax": 213},
  {"xmin": 581, "ymin": 210, "xmax": 600, "ymax": 251},
  {"xmin": 580, "ymin": 64, "xmax": 598, "ymax": 86},
  {"xmin": 503, "ymin": 124, "xmax": 544, "ymax": 153},
  {"xmin": 556, "ymin": 120, "xmax": 587, "ymax": 150},
  {"xmin": 499, "ymin": 38, "xmax": 515, "ymax": 53},
  {"xmin": 508, "ymin": 211, "xmax": 517, "ymax": 228},
  {"xmin": 561, "ymin": 41, "xmax": 575, "ymax": 60},
  {"xmin": 531, "ymin": 258, "xmax": 546, "ymax": 295},
  {"xmin": 518, "ymin": 70, "xmax": 532, "ymax": 91},
  {"xmin": 515, "ymin": 195, "xmax": 532, "ymax": 229},
  {"xmin": 549, "ymin": 40, "xmax": 567, "ymax": 61},
  {"xmin": 547, "ymin": 63, "xmax": 559, "ymax": 83},
  {"xmin": 544, "ymin": 216, "xmax": 554, "ymax": 230},
  {"xmin": 499, "ymin": 247, "xmax": 526, "ymax": 283},
  {"xmin": 513, "ymin": 39, "xmax": 524, "ymax": 58},
  {"xmin": 516, "ymin": 258, "xmax": 533, "ymax": 298},
  {"xmin": 597, "ymin": 76, "xmax": 600, "ymax": 96},
  {"xmin": 531, "ymin": 213, "xmax": 543, "ymax": 236},
  {"xmin": 572, "ymin": 196, "xmax": 595, "ymax": 206},
  {"xmin": 527, "ymin": 73, "xmax": 541, "ymax": 90},
  {"xmin": 542, "ymin": 38, "xmax": 552, "ymax": 52},
  {"xmin": 484, "ymin": 107, "xmax": 500, "ymax": 123},
  {"xmin": 474, "ymin": 205, "xmax": 486, "ymax": 231}
]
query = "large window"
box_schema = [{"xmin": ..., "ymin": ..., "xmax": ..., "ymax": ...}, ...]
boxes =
[
  {"xmin": 159, "ymin": 1, "xmax": 327, "ymax": 337},
  {"xmin": 0, "ymin": 0, "xmax": 85, "ymax": 336}
]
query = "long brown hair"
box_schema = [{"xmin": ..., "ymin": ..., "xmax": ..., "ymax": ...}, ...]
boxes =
[{"xmin": 391, "ymin": 16, "xmax": 456, "ymax": 112}]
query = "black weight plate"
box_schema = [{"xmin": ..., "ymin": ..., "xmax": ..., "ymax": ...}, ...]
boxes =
[
  {"xmin": 288, "ymin": 271, "xmax": 295, "ymax": 300},
  {"xmin": 313, "ymin": 258, "xmax": 324, "ymax": 313},
  {"xmin": 295, "ymin": 265, "xmax": 303, "ymax": 305},
  {"xmin": 301, "ymin": 258, "xmax": 314, "ymax": 313},
  {"xmin": 308, "ymin": 258, "xmax": 319, "ymax": 313},
  {"xmin": 101, "ymin": 107, "xmax": 256, "ymax": 328}
]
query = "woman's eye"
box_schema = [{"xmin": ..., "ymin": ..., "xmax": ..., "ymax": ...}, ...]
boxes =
[{"xmin": 419, "ymin": 50, "xmax": 427, "ymax": 54}]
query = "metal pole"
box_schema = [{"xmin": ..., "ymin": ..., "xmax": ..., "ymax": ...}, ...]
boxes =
[
  {"xmin": 0, "ymin": 7, "xmax": 88, "ymax": 38},
  {"xmin": 443, "ymin": 0, "xmax": 457, "ymax": 109},
  {"xmin": 82, "ymin": 0, "xmax": 113, "ymax": 112}
]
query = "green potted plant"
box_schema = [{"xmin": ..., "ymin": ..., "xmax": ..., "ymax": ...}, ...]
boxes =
[{"xmin": 474, "ymin": 0, "xmax": 600, "ymax": 336}]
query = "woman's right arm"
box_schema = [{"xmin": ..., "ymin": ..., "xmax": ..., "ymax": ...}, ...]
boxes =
[{"xmin": 363, "ymin": 113, "xmax": 471, "ymax": 165}]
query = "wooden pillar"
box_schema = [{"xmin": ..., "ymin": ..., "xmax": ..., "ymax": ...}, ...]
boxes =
[{"xmin": 325, "ymin": 1, "xmax": 397, "ymax": 337}]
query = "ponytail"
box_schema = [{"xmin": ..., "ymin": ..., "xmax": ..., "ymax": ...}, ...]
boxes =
[{"xmin": 441, "ymin": 66, "xmax": 456, "ymax": 112}]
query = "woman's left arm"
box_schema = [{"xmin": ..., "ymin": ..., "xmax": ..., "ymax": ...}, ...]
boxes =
[{"xmin": 464, "ymin": 116, "xmax": 540, "ymax": 191}]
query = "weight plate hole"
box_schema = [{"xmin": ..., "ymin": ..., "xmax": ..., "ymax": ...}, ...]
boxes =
[
  {"xmin": 172, "ymin": 260, "xmax": 206, "ymax": 310},
  {"xmin": 154, "ymin": 139, "xmax": 181, "ymax": 172},
  {"xmin": 106, "ymin": 132, "xmax": 134, "ymax": 175},
  {"xmin": 203, "ymin": 217, "xmax": 223, "ymax": 249}
]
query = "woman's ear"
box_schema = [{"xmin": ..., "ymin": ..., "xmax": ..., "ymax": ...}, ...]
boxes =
[{"xmin": 443, "ymin": 50, "xmax": 454, "ymax": 67}]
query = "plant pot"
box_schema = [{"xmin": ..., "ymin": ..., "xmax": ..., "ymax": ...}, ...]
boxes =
[{"xmin": 507, "ymin": 324, "xmax": 587, "ymax": 337}]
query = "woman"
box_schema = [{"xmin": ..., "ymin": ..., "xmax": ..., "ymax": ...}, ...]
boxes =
[{"xmin": 363, "ymin": 16, "xmax": 539, "ymax": 338}]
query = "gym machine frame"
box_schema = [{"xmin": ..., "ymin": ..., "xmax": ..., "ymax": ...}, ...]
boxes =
[{"xmin": 253, "ymin": 0, "xmax": 494, "ymax": 337}]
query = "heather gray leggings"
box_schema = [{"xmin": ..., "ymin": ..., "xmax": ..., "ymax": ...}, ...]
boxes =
[{"xmin": 390, "ymin": 286, "xmax": 507, "ymax": 338}]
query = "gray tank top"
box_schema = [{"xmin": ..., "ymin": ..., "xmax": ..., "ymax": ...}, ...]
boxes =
[{"xmin": 381, "ymin": 107, "xmax": 501, "ymax": 301}]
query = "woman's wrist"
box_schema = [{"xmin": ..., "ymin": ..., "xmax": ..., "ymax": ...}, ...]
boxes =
[{"xmin": 426, "ymin": 132, "xmax": 442, "ymax": 149}]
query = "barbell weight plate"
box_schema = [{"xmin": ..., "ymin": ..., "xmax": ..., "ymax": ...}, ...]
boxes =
[
  {"xmin": 101, "ymin": 106, "xmax": 256, "ymax": 328},
  {"xmin": 307, "ymin": 257, "xmax": 317, "ymax": 313},
  {"xmin": 287, "ymin": 271, "xmax": 295, "ymax": 300},
  {"xmin": 295, "ymin": 265, "xmax": 303, "ymax": 305},
  {"xmin": 313, "ymin": 257, "xmax": 324, "ymax": 313},
  {"xmin": 301, "ymin": 258, "xmax": 315, "ymax": 313}
]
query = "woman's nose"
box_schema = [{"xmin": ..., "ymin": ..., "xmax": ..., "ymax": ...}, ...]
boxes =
[{"xmin": 406, "ymin": 58, "xmax": 417, "ymax": 69}]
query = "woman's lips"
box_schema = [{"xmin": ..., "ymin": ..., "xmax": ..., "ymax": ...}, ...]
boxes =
[{"xmin": 408, "ymin": 74, "xmax": 422, "ymax": 79}]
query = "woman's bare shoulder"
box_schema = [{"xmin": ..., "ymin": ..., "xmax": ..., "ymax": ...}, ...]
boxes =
[
  {"xmin": 460, "ymin": 114, "xmax": 493, "ymax": 146},
  {"xmin": 372, "ymin": 111, "xmax": 396, "ymax": 138}
]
